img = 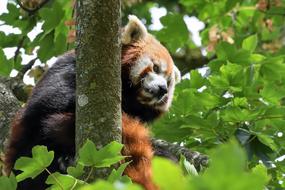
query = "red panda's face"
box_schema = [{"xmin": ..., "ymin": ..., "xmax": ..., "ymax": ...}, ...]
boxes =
[{"xmin": 122, "ymin": 15, "xmax": 181, "ymax": 112}]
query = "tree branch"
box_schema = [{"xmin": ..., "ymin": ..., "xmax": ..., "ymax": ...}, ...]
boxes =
[
  {"xmin": 13, "ymin": 37, "xmax": 25, "ymax": 64},
  {"xmin": 8, "ymin": 58, "xmax": 37, "ymax": 102},
  {"xmin": 152, "ymin": 138, "xmax": 208, "ymax": 171}
]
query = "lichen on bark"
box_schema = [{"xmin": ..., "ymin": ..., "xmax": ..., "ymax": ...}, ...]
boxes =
[
  {"xmin": 0, "ymin": 78, "xmax": 20, "ymax": 151},
  {"xmin": 75, "ymin": 0, "xmax": 121, "ymax": 158}
]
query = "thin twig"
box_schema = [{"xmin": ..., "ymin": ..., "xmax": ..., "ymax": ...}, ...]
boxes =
[
  {"xmin": 19, "ymin": 58, "xmax": 37, "ymax": 75},
  {"xmin": 14, "ymin": 37, "xmax": 26, "ymax": 64},
  {"xmin": 14, "ymin": 57, "xmax": 37, "ymax": 81}
]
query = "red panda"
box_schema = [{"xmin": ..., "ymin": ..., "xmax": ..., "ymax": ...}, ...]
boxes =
[{"xmin": 4, "ymin": 15, "xmax": 180, "ymax": 190}]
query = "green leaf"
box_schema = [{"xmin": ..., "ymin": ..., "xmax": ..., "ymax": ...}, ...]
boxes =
[
  {"xmin": 189, "ymin": 70, "xmax": 206, "ymax": 89},
  {"xmin": 108, "ymin": 162, "xmax": 131, "ymax": 183},
  {"xmin": 67, "ymin": 164, "xmax": 84, "ymax": 178},
  {"xmin": 46, "ymin": 172, "xmax": 84, "ymax": 190},
  {"xmin": 0, "ymin": 49, "xmax": 13, "ymax": 77},
  {"xmin": 188, "ymin": 140, "xmax": 269, "ymax": 190},
  {"xmin": 221, "ymin": 106, "xmax": 263, "ymax": 122},
  {"xmin": 152, "ymin": 157, "xmax": 187, "ymax": 190},
  {"xmin": 37, "ymin": 31, "xmax": 55, "ymax": 62},
  {"xmin": 216, "ymin": 42, "xmax": 251, "ymax": 65},
  {"xmin": 179, "ymin": 155, "xmax": 198, "ymax": 176},
  {"xmin": 79, "ymin": 180, "xmax": 142, "ymax": 190},
  {"xmin": 260, "ymin": 57, "xmax": 285, "ymax": 81},
  {"xmin": 260, "ymin": 82, "xmax": 285, "ymax": 104},
  {"xmin": 242, "ymin": 34, "xmax": 258, "ymax": 53},
  {"xmin": 78, "ymin": 140, "xmax": 124, "ymax": 167},
  {"xmin": 156, "ymin": 13, "xmax": 188, "ymax": 53},
  {"xmin": 15, "ymin": 146, "xmax": 54, "ymax": 182},
  {"xmin": 225, "ymin": 0, "xmax": 239, "ymax": 11},
  {"xmin": 251, "ymin": 164, "xmax": 270, "ymax": 183},
  {"xmin": 256, "ymin": 134, "xmax": 278, "ymax": 151},
  {"xmin": 0, "ymin": 3, "xmax": 20, "ymax": 26},
  {"xmin": 39, "ymin": 2, "xmax": 65, "ymax": 32},
  {"xmin": 0, "ymin": 174, "xmax": 17, "ymax": 190},
  {"xmin": 0, "ymin": 32, "xmax": 20, "ymax": 48}
]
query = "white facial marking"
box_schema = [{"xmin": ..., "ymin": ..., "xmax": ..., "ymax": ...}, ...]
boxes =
[
  {"xmin": 159, "ymin": 60, "xmax": 168, "ymax": 73},
  {"xmin": 143, "ymin": 73, "xmax": 167, "ymax": 91},
  {"xmin": 130, "ymin": 56, "xmax": 153, "ymax": 84}
]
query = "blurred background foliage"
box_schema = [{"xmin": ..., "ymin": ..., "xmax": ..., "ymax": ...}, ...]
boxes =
[{"xmin": 0, "ymin": 0, "xmax": 285, "ymax": 189}]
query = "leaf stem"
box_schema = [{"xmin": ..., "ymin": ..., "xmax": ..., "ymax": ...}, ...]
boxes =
[
  {"xmin": 45, "ymin": 168, "xmax": 64, "ymax": 190},
  {"xmin": 70, "ymin": 179, "xmax": 78, "ymax": 190},
  {"xmin": 84, "ymin": 167, "xmax": 94, "ymax": 182}
]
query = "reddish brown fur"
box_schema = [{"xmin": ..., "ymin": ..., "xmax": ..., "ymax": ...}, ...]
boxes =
[
  {"xmin": 122, "ymin": 113, "xmax": 158, "ymax": 190},
  {"xmin": 122, "ymin": 35, "xmax": 174, "ymax": 76},
  {"xmin": 139, "ymin": 66, "xmax": 153, "ymax": 78},
  {"xmin": 4, "ymin": 109, "xmax": 25, "ymax": 175}
]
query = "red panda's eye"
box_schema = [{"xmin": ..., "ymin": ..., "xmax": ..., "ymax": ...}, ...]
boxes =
[{"xmin": 153, "ymin": 65, "xmax": 159, "ymax": 73}]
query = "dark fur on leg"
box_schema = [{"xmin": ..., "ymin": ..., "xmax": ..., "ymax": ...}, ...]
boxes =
[{"xmin": 4, "ymin": 112, "xmax": 75, "ymax": 190}]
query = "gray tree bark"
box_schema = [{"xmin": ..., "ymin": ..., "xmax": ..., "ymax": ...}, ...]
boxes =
[
  {"xmin": 75, "ymin": 0, "xmax": 122, "ymax": 179},
  {"xmin": 0, "ymin": 78, "xmax": 20, "ymax": 151}
]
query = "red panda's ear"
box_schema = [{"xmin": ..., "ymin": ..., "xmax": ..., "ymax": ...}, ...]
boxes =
[{"xmin": 122, "ymin": 15, "xmax": 147, "ymax": 44}]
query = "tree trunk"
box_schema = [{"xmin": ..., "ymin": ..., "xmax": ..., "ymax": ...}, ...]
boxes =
[
  {"xmin": 75, "ymin": 0, "xmax": 122, "ymax": 179},
  {"xmin": 0, "ymin": 78, "xmax": 20, "ymax": 151}
]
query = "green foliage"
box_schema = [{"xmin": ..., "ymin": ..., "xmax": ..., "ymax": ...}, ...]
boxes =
[
  {"xmin": 152, "ymin": 157, "xmax": 187, "ymax": 190},
  {"xmin": 3, "ymin": 140, "xmax": 269, "ymax": 190},
  {"xmin": 1, "ymin": 0, "xmax": 285, "ymax": 189},
  {"xmin": 154, "ymin": 141, "xmax": 269, "ymax": 190},
  {"xmin": 107, "ymin": 162, "xmax": 132, "ymax": 183},
  {"xmin": 78, "ymin": 140, "xmax": 125, "ymax": 168},
  {"xmin": 79, "ymin": 180, "xmax": 142, "ymax": 190},
  {"xmin": 242, "ymin": 34, "xmax": 258, "ymax": 53},
  {"xmin": 0, "ymin": 0, "xmax": 72, "ymax": 75},
  {"xmin": 0, "ymin": 174, "xmax": 17, "ymax": 190},
  {"xmin": 14, "ymin": 146, "xmax": 54, "ymax": 182},
  {"xmin": 1, "ymin": 141, "xmax": 132, "ymax": 190},
  {"xmin": 155, "ymin": 13, "xmax": 189, "ymax": 53},
  {"xmin": 188, "ymin": 141, "xmax": 270, "ymax": 190}
]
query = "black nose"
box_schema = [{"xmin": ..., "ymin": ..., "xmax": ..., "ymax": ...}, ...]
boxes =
[{"xmin": 156, "ymin": 85, "xmax": 168, "ymax": 99}]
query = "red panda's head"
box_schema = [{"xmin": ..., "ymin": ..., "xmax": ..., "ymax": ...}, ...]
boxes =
[{"xmin": 121, "ymin": 15, "xmax": 180, "ymax": 118}]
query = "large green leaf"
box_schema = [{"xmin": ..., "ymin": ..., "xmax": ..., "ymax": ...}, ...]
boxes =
[
  {"xmin": 79, "ymin": 180, "xmax": 142, "ymax": 190},
  {"xmin": 152, "ymin": 157, "xmax": 187, "ymax": 190},
  {"xmin": 15, "ymin": 146, "xmax": 54, "ymax": 182},
  {"xmin": 39, "ymin": 2, "xmax": 65, "ymax": 33},
  {"xmin": 78, "ymin": 140, "xmax": 124, "ymax": 168},
  {"xmin": 188, "ymin": 141, "xmax": 269, "ymax": 190},
  {"xmin": 0, "ymin": 174, "xmax": 17, "ymax": 190},
  {"xmin": 45, "ymin": 172, "xmax": 85, "ymax": 190}
]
